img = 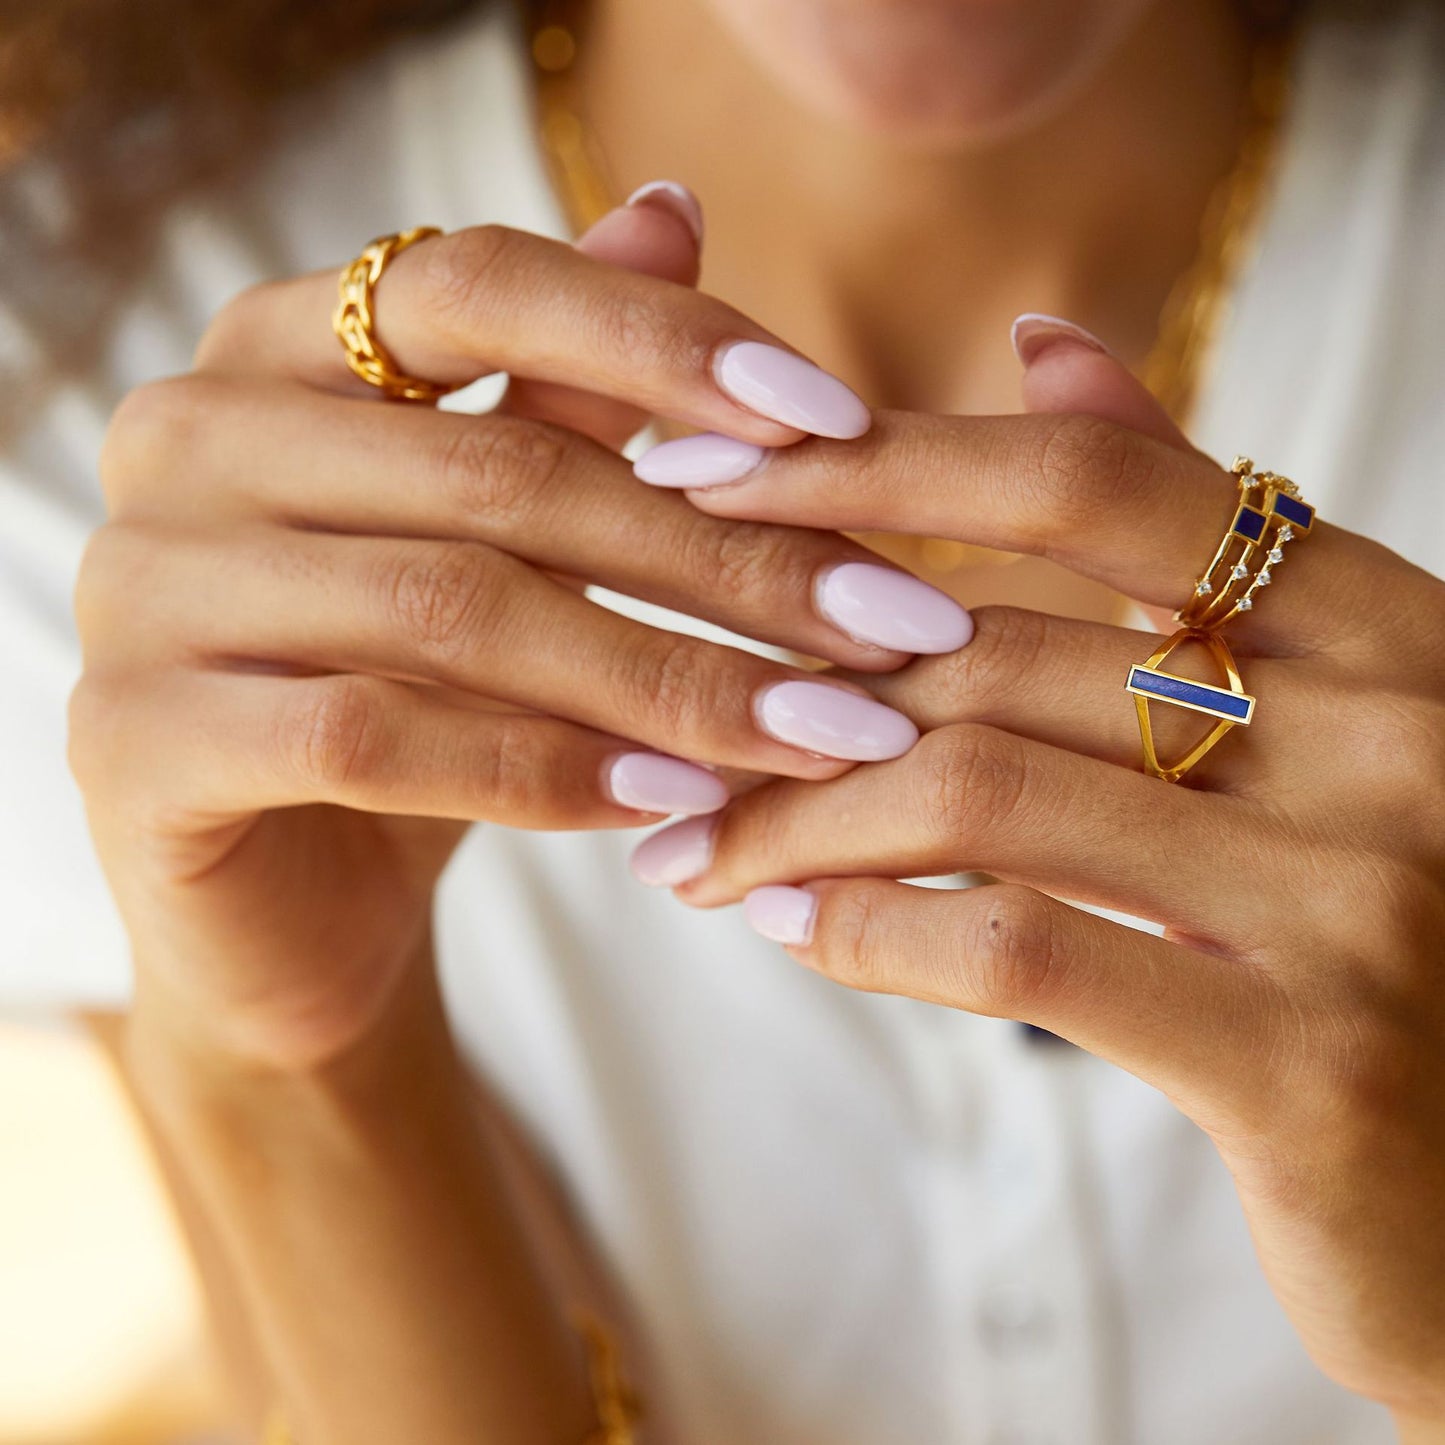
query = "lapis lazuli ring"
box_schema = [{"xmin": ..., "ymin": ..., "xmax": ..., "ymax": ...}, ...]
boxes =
[
  {"xmin": 1175, "ymin": 456, "xmax": 1315, "ymax": 631},
  {"xmin": 1126, "ymin": 628, "xmax": 1255, "ymax": 784}
]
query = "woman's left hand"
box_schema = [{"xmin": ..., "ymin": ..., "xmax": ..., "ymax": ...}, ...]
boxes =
[{"xmin": 631, "ymin": 331, "xmax": 1445, "ymax": 1433}]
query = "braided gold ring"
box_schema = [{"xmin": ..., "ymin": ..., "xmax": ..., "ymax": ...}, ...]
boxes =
[{"xmin": 332, "ymin": 226, "xmax": 458, "ymax": 403}]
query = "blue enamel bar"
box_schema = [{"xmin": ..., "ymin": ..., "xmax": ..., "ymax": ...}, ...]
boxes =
[
  {"xmin": 1125, "ymin": 665, "xmax": 1256, "ymax": 725},
  {"xmin": 1271, "ymin": 492, "xmax": 1315, "ymax": 531},
  {"xmin": 1231, "ymin": 505, "xmax": 1268, "ymax": 542}
]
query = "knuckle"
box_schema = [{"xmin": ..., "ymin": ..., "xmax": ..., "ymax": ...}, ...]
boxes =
[
  {"xmin": 99, "ymin": 376, "xmax": 200, "ymax": 507},
  {"xmin": 421, "ymin": 224, "xmax": 526, "ymax": 338},
  {"xmin": 961, "ymin": 885, "xmax": 1065, "ymax": 1015},
  {"xmin": 592, "ymin": 291, "xmax": 700, "ymax": 376},
  {"xmin": 282, "ymin": 676, "xmax": 387, "ymax": 794},
  {"xmin": 703, "ymin": 523, "xmax": 802, "ymax": 610},
  {"xmin": 193, "ymin": 279, "xmax": 282, "ymax": 370},
  {"xmin": 913, "ymin": 723, "xmax": 1025, "ymax": 853},
  {"xmin": 377, "ymin": 543, "xmax": 505, "ymax": 663},
  {"xmin": 1025, "ymin": 413, "xmax": 1153, "ymax": 535},
  {"xmin": 66, "ymin": 672, "xmax": 124, "ymax": 791},
  {"xmin": 472, "ymin": 713, "xmax": 541, "ymax": 817},
  {"xmin": 433, "ymin": 418, "xmax": 569, "ymax": 532},
  {"xmin": 930, "ymin": 605, "xmax": 1050, "ymax": 716},
  {"xmin": 73, "ymin": 522, "xmax": 150, "ymax": 644},
  {"xmin": 627, "ymin": 634, "xmax": 717, "ymax": 744},
  {"xmin": 812, "ymin": 882, "xmax": 893, "ymax": 993}
]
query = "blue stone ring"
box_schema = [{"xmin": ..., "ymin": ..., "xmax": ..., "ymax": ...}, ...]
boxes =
[
  {"xmin": 1126, "ymin": 628, "xmax": 1255, "ymax": 784},
  {"xmin": 1175, "ymin": 456, "xmax": 1315, "ymax": 631}
]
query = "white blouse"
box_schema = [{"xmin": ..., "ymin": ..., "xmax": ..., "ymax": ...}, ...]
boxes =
[{"xmin": 4, "ymin": 3, "xmax": 1443, "ymax": 1441}]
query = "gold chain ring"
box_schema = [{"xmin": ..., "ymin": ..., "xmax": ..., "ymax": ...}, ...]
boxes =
[{"xmin": 332, "ymin": 226, "xmax": 458, "ymax": 403}]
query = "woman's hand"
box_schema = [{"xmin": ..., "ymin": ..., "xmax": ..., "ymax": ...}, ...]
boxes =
[
  {"xmin": 634, "ymin": 332, "xmax": 1445, "ymax": 1430},
  {"xmin": 71, "ymin": 193, "xmax": 964, "ymax": 1072}
]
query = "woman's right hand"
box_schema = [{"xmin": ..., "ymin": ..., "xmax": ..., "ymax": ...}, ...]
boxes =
[{"xmin": 71, "ymin": 193, "xmax": 963, "ymax": 1071}]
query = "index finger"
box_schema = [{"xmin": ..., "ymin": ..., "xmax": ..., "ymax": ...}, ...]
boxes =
[
  {"xmin": 659, "ymin": 410, "xmax": 1401, "ymax": 661},
  {"xmin": 192, "ymin": 222, "xmax": 872, "ymax": 446}
]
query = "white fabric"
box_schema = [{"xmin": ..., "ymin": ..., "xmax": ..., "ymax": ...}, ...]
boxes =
[{"xmin": 4, "ymin": 3, "xmax": 1441, "ymax": 1439}]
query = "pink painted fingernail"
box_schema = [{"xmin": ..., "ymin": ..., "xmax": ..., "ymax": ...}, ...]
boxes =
[
  {"xmin": 633, "ymin": 433, "xmax": 767, "ymax": 490},
  {"xmin": 1010, "ymin": 313, "xmax": 1113, "ymax": 367},
  {"xmin": 625, "ymin": 180, "xmax": 704, "ymax": 245},
  {"xmin": 607, "ymin": 753, "xmax": 728, "ymax": 815},
  {"xmin": 714, "ymin": 341, "xmax": 871, "ymax": 439},
  {"xmin": 629, "ymin": 815, "xmax": 718, "ymax": 887},
  {"xmin": 816, "ymin": 562, "xmax": 974, "ymax": 654},
  {"xmin": 744, "ymin": 885, "xmax": 817, "ymax": 945},
  {"xmin": 755, "ymin": 680, "xmax": 918, "ymax": 761}
]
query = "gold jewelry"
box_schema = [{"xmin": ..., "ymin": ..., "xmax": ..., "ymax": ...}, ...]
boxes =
[
  {"xmin": 332, "ymin": 226, "xmax": 458, "ymax": 402},
  {"xmin": 572, "ymin": 1306, "xmax": 644, "ymax": 1445},
  {"xmin": 1142, "ymin": 32, "xmax": 1294, "ymax": 425},
  {"xmin": 1176, "ymin": 455, "xmax": 1315, "ymax": 630},
  {"xmin": 1126, "ymin": 627, "xmax": 1256, "ymax": 784},
  {"xmin": 259, "ymin": 1308, "xmax": 643, "ymax": 1445}
]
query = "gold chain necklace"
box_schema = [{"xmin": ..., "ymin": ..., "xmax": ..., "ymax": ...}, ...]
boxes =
[{"xmin": 529, "ymin": 3, "xmax": 1293, "ymax": 431}]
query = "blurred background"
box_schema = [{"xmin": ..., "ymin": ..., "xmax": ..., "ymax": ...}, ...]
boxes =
[{"xmin": 0, "ymin": 1013, "xmax": 232, "ymax": 1445}]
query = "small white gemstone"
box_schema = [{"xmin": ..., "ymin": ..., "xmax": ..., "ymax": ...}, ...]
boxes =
[
  {"xmin": 1195, "ymin": 580, "xmax": 1213, "ymax": 596},
  {"xmin": 1230, "ymin": 563, "xmax": 1249, "ymax": 580},
  {"xmin": 1278, "ymin": 525, "xmax": 1294, "ymax": 543},
  {"xmin": 1268, "ymin": 548, "xmax": 1284, "ymax": 564},
  {"xmin": 1257, "ymin": 569, "xmax": 1272, "ymax": 586},
  {"xmin": 1237, "ymin": 596, "xmax": 1253, "ymax": 611}
]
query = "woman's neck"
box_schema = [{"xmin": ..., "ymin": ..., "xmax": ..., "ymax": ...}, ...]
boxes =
[{"xmin": 575, "ymin": 0, "xmax": 1257, "ymax": 416}]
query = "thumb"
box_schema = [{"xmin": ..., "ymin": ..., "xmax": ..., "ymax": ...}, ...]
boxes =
[
  {"xmin": 1012, "ymin": 312, "xmax": 1194, "ymax": 452},
  {"xmin": 574, "ymin": 179, "xmax": 703, "ymax": 284},
  {"xmin": 501, "ymin": 181, "xmax": 705, "ymax": 447}
]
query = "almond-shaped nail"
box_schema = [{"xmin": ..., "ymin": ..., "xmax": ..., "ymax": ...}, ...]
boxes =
[
  {"xmin": 629, "ymin": 815, "xmax": 718, "ymax": 887},
  {"xmin": 744, "ymin": 885, "xmax": 817, "ymax": 945},
  {"xmin": 607, "ymin": 753, "xmax": 728, "ymax": 815},
  {"xmin": 1010, "ymin": 313, "xmax": 1113, "ymax": 367},
  {"xmin": 625, "ymin": 179, "xmax": 704, "ymax": 245},
  {"xmin": 815, "ymin": 562, "xmax": 974, "ymax": 654},
  {"xmin": 755, "ymin": 680, "xmax": 918, "ymax": 761},
  {"xmin": 634, "ymin": 433, "xmax": 767, "ymax": 490},
  {"xmin": 714, "ymin": 341, "xmax": 871, "ymax": 439}
]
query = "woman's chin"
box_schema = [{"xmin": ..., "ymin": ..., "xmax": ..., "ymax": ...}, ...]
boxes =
[
  {"xmin": 775, "ymin": 65, "xmax": 1088, "ymax": 149},
  {"xmin": 713, "ymin": 0, "xmax": 1156, "ymax": 148}
]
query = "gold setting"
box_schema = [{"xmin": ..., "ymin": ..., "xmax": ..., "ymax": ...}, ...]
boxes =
[{"xmin": 332, "ymin": 226, "xmax": 458, "ymax": 403}]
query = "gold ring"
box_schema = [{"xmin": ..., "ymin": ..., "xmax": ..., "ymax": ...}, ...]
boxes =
[
  {"xmin": 1125, "ymin": 627, "xmax": 1255, "ymax": 784},
  {"xmin": 332, "ymin": 226, "xmax": 458, "ymax": 403},
  {"xmin": 1175, "ymin": 456, "xmax": 1315, "ymax": 630}
]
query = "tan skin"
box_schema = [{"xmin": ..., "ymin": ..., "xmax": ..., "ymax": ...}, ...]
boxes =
[{"xmin": 69, "ymin": 0, "xmax": 1445, "ymax": 1439}]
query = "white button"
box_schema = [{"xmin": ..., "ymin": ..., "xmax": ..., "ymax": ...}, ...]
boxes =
[{"xmin": 977, "ymin": 1284, "xmax": 1056, "ymax": 1354}]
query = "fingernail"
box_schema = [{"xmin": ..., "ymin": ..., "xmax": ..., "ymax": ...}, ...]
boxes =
[
  {"xmin": 633, "ymin": 433, "xmax": 767, "ymax": 490},
  {"xmin": 625, "ymin": 179, "xmax": 704, "ymax": 245},
  {"xmin": 755, "ymin": 680, "xmax": 918, "ymax": 761},
  {"xmin": 1010, "ymin": 313, "xmax": 1113, "ymax": 367},
  {"xmin": 629, "ymin": 815, "xmax": 718, "ymax": 887},
  {"xmin": 607, "ymin": 752, "xmax": 729, "ymax": 815},
  {"xmin": 744, "ymin": 885, "xmax": 817, "ymax": 945},
  {"xmin": 816, "ymin": 562, "xmax": 974, "ymax": 654},
  {"xmin": 714, "ymin": 341, "xmax": 871, "ymax": 439}
]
